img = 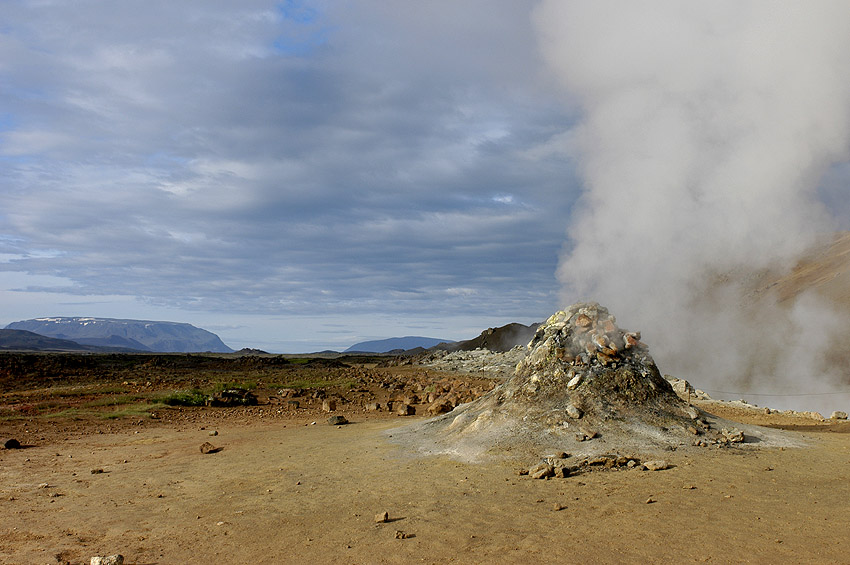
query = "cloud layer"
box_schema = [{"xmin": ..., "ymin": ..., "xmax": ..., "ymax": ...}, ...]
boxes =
[{"xmin": 1, "ymin": 1, "xmax": 578, "ymax": 348}]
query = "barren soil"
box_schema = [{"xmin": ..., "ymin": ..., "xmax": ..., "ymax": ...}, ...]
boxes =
[{"xmin": 2, "ymin": 363, "xmax": 850, "ymax": 564}]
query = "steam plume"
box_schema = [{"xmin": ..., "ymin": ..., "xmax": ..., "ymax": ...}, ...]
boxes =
[{"xmin": 534, "ymin": 2, "xmax": 850, "ymax": 413}]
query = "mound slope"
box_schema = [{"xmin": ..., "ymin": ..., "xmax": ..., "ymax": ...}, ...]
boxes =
[{"xmin": 399, "ymin": 303, "xmax": 794, "ymax": 461}]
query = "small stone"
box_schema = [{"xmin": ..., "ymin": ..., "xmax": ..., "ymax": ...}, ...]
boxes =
[
  {"xmin": 3, "ymin": 438, "xmax": 21, "ymax": 449},
  {"xmin": 529, "ymin": 463, "xmax": 554, "ymax": 480},
  {"xmin": 328, "ymin": 415, "xmax": 349, "ymax": 426},
  {"xmin": 375, "ymin": 511, "xmax": 389, "ymax": 523},
  {"xmin": 394, "ymin": 530, "xmax": 413, "ymax": 539},
  {"xmin": 322, "ymin": 399, "xmax": 337, "ymax": 412},
  {"xmin": 365, "ymin": 402, "xmax": 381, "ymax": 411},
  {"xmin": 90, "ymin": 468, "xmax": 104, "ymax": 474},
  {"xmin": 552, "ymin": 503, "xmax": 564, "ymax": 511},
  {"xmin": 286, "ymin": 400, "xmax": 300, "ymax": 410},
  {"xmin": 199, "ymin": 442, "xmax": 216, "ymax": 454},
  {"xmin": 90, "ymin": 556, "xmax": 124, "ymax": 565},
  {"xmin": 565, "ymin": 404, "xmax": 582, "ymax": 419},
  {"xmin": 395, "ymin": 403, "xmax": 414, "ymax": 416},
  {"xmin": 642, "ymin": 460, "xmax": 668, "ymax": 471},
  {"xmin": 830, "ymin": 411, "xmax": 848, "ymax": 420},
  {"xmin": 645, "ymin": 497, "xmax": 656, "ymax": 504},
  {"xmin": 567, "ymin": 374, "xmax": 582, "ymax": 390},
  {"xmin": 208, "ymin": 430, "xmax": 218, "ymax": 436}
]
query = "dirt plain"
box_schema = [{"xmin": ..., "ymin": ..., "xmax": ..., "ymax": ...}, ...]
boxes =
[{"xmin": 1, "ymin": 354, "xmax": 850, "ymax": 564}]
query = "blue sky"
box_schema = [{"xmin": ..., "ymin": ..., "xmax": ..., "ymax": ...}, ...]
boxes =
[{"xmin": 0, "ymin": 1, "xmax": 580, "ymax": 351}]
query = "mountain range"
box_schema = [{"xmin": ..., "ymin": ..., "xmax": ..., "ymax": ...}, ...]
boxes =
[
  {"xmin": 344, "ymin": 336, "xmax": 453, "ymax": 353},
  {"xmin": 4, "ymin": 317, "xmax": 233, "ymax": 353}
]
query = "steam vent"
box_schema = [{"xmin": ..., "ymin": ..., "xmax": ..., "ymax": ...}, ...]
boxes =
[{"xmin": 400, "ymin": 302, "xmax": 708, "ymax": 461}]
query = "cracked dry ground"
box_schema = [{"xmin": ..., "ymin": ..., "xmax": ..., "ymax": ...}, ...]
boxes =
[{"xmin": 2, "ymin": 362, "xmax": 850, "ymax": 564}]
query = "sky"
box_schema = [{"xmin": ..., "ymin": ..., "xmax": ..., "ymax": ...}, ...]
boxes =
[{"xmin": 0, "ymin": 0, "xmax": 579, "ymax": 352}]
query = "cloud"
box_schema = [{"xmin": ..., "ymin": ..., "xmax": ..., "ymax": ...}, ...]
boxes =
[{"xmin": 0, "ymin": 1, "xmax": 578, "ymax": 346}]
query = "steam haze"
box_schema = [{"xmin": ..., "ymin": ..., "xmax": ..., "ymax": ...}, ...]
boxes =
[{"xmin": 534, "ymin": 2, "xmax": 850, "ymax": 413}]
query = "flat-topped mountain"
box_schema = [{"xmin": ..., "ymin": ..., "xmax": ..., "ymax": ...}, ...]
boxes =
[
  {"xmin": 345, "ymin": 336, "xmax": 453, "ymax": 353},
  {"xmin": 5, "ymin": 317, "xmax": 233, "ymax": 353}
]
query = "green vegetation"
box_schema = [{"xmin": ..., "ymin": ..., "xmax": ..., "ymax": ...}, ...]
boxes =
[
  {"xmin": 102, "ymin": 402, "xmax": 167, "ymax": 419},
  {"xmin": 213, "ymin": 380, "xmax": 257, "ymax": 392},
  {"xmin": 156, "ymin": 389, "xmax": 208, "ymax": 407},
  {"xmin": 83, "ymin": 394, "xmax": 143, "ymax": 407}
]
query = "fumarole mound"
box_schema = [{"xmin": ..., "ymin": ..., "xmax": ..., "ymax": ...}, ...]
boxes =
[{"xmin": 398, "ymin": 303, "xmax": 712, "ymax": 460}]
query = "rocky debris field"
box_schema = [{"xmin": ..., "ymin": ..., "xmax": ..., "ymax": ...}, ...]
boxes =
[{"xmin": 416, "ymin": 346, "xmax": 527, "ymax": 379}]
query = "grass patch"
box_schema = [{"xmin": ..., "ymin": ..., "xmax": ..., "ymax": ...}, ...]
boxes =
[
  {"xmin": 156, "ymin": 389, "xmax": 208, "ymax": 407},
  {"xmin": 39, "ymin": 407, "xmax": 95, "ymax": 420},
  {"xmin": 83, "ymin": 394, "xmax": 141, "ymax": 408},
  {"xmin": 213, "ymin": 380, "xmax": 257, "ymax": 392},
  {"xmin": 101, "ymin": 402, "xmax": 167, "ymax": 419},
  {"xmin": 47, "ymin": 385, "xmax": 129, "ymax": 398}
]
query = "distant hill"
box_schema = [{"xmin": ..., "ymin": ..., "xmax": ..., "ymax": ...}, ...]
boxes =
[
  {"xmin": 0, "ymin": 329, "xmax": 143, "ymax": 352},
  {"xmin": 433, "ymin": 322, "xmax": 540, "ymax": 353},
  {"xmin": 5, "ymin": 317, "xmax": 233, "ymax": 353},
  {"xmin": 344, "ymin": 336, "xmax": 453, "ymax": 353}
]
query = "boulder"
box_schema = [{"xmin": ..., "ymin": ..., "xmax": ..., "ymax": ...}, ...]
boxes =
[
  {"xmin": 206, "ymin": 388, "xmax": 257, "ymax": 407},
  {"xmin": 3, "ymin": 438, "xmax": 21, "ymax": 449}
]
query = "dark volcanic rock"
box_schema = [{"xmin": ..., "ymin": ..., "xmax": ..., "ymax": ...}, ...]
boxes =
[{"xmin": 206, "ymin": 388, "xmax": 258, "ymax": 407}]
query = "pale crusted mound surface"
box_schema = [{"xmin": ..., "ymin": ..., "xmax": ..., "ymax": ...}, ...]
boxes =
[{"xmin": 396, "ymin": 303, "xmax": 796, "ymax": 461}]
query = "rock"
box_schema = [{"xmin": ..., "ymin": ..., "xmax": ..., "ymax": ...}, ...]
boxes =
[
  {"xmin": 395, "ymin": 530, "xmax": 413, "ymax": 539},
  {"xmin": 395, "ymin": 403, "xmax": 415, "ymax": 416},
  {"xmin": 322, "ymin": 399, "xmax": 337, "ymax": 412},
  {"xmin": 529, "ymin": 463, "xmax": 554, "ymax": 479},
  {"xmin": 199, "ymin": 442, "xmax": 217, "ymax": 454},
  {"xmin": 565, "ymin": 404, "xmax": 583, "ymax": 419},
  {"xmin": 830, "ymin": 411, "xmax": 848, "ymax": 420},
  {"xmin": 208, "ymin": 430, "xmax": 218, "ymax": 436},
  {"xmin": 567, "ymin": 374, "xmax": 582, "ymax": 390},
  {"xmin": 365, "ymin": 402, "xmax": 381, "ymax": 411},
  {"xmin": 642, "ymin": 460, "xmax": 668, "ymax": 471},
  {"xmin": 427, "ymin": 398, "xmax": 454, "ymax": 416},
  {"xmin": 375, "ymin": 511, "xmax": 389, "ymax": 523},
  {"xmin": 206, "ymin": 388, "xmax": 257, "ymax": 407},
  {"xmin": 286, "ymin": 400, "xmax": 300, "ymax": 410},
  {"xmin": 721, "ymin": 428, "xmax": 745, "ymax": 443},
  {"xmin": 328, "ymin": 415, "xmax": 348, "ymax": 426},
  {"xmin": 3, "ymin": 438, "xmax": 21, "ymax": 449},
  {"xmin": 90, "ymin": 556, "xmax": 124, "ymax": 565},
  {"xmin": 90, "ymin": 468, "xmax": 104, "ymax": 474}
]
